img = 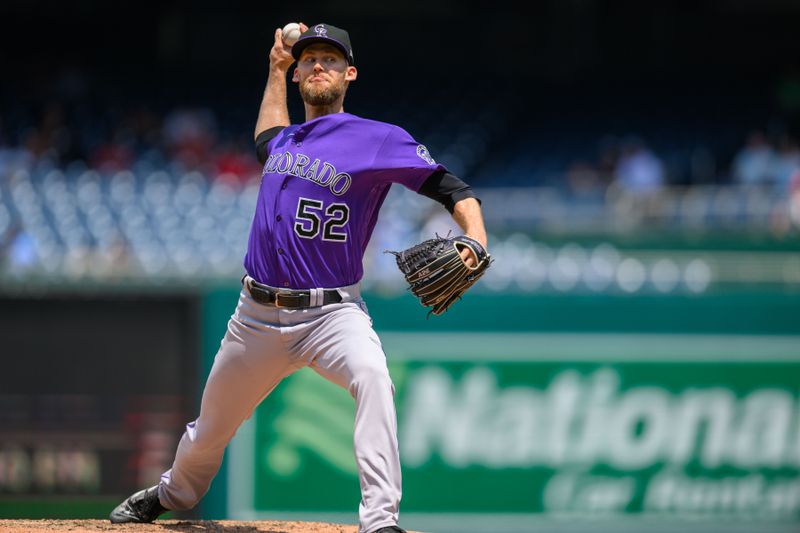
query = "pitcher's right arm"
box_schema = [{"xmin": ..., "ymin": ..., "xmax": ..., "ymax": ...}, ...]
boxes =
[{"xmin": 254, "ymin": 24, "xmax": 308, "ymax": 140}]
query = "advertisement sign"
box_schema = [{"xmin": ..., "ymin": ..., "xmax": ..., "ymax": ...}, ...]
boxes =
[{"xmin": 224, "ymin": 332, "xmax": 800, "ymax": 530}]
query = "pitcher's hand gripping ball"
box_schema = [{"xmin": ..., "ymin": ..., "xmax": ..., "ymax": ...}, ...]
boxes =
[{"xmin": 389, "ymin": 235, "xmax": 492, "ymax": 316}]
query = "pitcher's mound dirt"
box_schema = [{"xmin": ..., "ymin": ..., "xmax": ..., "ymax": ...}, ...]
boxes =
[{"xmin": 0, "ymin": 520, "xmax": 421, "ymax": 533}]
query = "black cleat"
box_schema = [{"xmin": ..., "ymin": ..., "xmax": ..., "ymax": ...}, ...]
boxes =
[
  {"xmin": 109, "ymin": 485, "xmax": 169, "ymax": 523},
  {"xmin": 372, "ymin": 527, "xmax": 406, "ymax": 533}
]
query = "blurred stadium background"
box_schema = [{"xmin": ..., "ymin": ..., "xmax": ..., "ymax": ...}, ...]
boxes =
[{"xmin": 1, "ymin": 1, "xmax": 799, "ymax": 532}]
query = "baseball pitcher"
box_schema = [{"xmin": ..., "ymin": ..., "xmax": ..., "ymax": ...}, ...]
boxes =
[{"xmin": 109, "ymin": 22, "xmax": 489, "ymax": 533}]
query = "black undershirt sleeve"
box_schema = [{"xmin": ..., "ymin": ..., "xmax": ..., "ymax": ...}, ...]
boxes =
[
  {"xmin": 418, "ymin": 170, "xmax": 480, "ymax": 213},
  {"xmin": 255, "ymin": 126, "xmax": 287, "ymax": 165}
]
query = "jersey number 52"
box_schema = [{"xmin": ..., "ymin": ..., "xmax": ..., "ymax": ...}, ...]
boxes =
[{"xmin": 294, "ymin": 197, "xmax": 350, "ymax": 242}]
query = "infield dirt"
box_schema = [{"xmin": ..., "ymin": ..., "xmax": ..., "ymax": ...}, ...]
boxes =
[{"xmin": 0, "ymin": 520, "xmax": 422, "ymax": 533}]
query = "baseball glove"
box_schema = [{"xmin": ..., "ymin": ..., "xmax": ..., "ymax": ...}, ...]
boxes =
[{"xmin": 388, "ymin": 234, "xmax": 492, "ymax": 316}]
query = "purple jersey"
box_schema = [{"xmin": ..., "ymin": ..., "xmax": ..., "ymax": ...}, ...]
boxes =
[{"xmin": 244, "ymin": 112, "xmax": 447, "ymax": 289}]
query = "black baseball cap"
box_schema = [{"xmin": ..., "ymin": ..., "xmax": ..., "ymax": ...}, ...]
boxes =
[{"xmin": 291, "ymin": 23, "xmax": 355, "ymax": 65}]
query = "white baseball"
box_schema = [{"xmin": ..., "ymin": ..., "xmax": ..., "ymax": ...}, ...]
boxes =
[{"xmin": 282, "ymin": 22, "xmax": 302, "ymax": 47}]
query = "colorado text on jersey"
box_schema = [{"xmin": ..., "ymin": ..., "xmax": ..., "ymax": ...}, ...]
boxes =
[{"xmin": 263, "ymin": 151, "xmax": 352, "ymax": 196}]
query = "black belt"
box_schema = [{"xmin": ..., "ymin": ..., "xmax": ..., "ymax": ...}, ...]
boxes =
[{"xmin": 245, "ymin": 277, "xmax": 343, "ymax": 308}]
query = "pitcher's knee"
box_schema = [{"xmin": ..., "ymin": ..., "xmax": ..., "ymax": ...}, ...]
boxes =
[
  {"xmin": 183, "ymin": 420, "xmax": 229, "ymax": 452},
  {"xmin": 349, "ymin": 362, "xmax": 393, "ymax": 396}
]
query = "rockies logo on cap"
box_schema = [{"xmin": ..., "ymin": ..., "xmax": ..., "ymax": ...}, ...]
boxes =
[{"xmin": 314, "ymin": 24, "xmax": 328, "ymax": 37}]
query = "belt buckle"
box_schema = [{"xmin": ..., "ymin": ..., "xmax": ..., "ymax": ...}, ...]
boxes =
[
  {"xmin": 275, "ymin": 291, "xmax": 303, "ymax": 308},
  {"xmin": 274, "ymin": 291, "xmax": 288, "ymax": 308}
]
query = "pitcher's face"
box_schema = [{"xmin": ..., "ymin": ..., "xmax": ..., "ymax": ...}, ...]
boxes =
[{"xmin": 293, "ymin": 44, "xmax": 357, "ymax": 106}]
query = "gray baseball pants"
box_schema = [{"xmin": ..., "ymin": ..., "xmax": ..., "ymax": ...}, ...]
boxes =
[{"xmin": 157, "ymin": 277, "xmax": 402, "ymax": 533}]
